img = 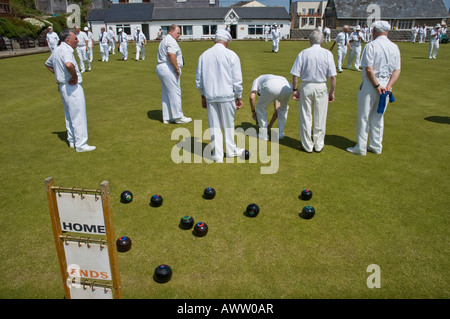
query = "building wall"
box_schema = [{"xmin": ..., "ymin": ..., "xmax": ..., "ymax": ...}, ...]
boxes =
[
  {"xmin": 118, "ymin": 0, "xmax": 220, "ymax": 7},
  {"xmin": 290, "ymin": 0, "xmax": 327, "ymax": 29}
]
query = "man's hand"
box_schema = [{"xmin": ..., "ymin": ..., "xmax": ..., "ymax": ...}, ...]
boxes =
[
  {"xmin": 236, "ymin": 98, "xmax": 243, "ymax": 110},
  {"xmin": 201, "ymin": 96, "xmax": 207, "ymax": 109}
]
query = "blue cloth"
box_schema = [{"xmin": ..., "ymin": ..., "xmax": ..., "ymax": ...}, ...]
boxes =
[{"xmin": 377, "ymin": 91, "xmax": 395, "ymax": 114}]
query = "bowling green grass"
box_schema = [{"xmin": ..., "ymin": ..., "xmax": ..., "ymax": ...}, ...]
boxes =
[{"xmin": 0, "ymin": 39, "xmax": 449, "ymax": 300}]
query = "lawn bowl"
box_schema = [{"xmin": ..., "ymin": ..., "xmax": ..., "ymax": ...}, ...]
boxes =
[
  {"xmin": 153, "ymin": 264, "xmax": 172, "ymax": 283},
  {"xmin": 203, "ymin": 187, "xmax": 216, "ymax": 199},
  {"xmin": 193, "ymin": 222, "xmax": 208, "ymax": 237},
  {"xmin": 116, "ymin": 236, "xmax": 132, "ymax": 252},
  {"xmin": 300, "ymin": 189, "xmax": 313, "ymax": 201},
  {"xmin": 300, "ymin": 206, "xmax": 315, "ymax": 219},
  {"xmin": 150, "ymin": 194, "xmax": 163, "ymax": 207},
  {"xmin": 179, "ymin": 216, "xmax": 194, "ymax": 230},
  {"xmin": 120, "ymin": 190, "xmax": 133, "ymax": 203},
  {"xmin": 245, "ymin": 203, "xmax": 260, "ymax": 217}
]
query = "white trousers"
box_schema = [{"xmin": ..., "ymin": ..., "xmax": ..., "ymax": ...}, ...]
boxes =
[
  {"xmin": 272, "ymin": 38, "xmax": 280, "ymax": 52},
  {"xmin": 265, "ymin": 32, "xmax": 269, "ymax": 42},
  {"xmin": 299, "ymin": 82, "xmax": 329, "ymax": 152},
  {"xmin": 59, "ymin": 83, "xmax": 89, "ymax": 149},
  {"xmin": 337, "ymin": 46, "xmax": 348, "ymax": 71},
  {"xmin": 119, "ymin": 44, "xmax": 128, "ymax": 60},
  {"xmin": 347, "ymin": 46, "xmax": 361, "ymax": 70},
  {"xmin": 100, "ymin": 43, "xmax": 109, "ymax": 61},
  {"xmin": 353, "ymin": 78, "xmax": 388, "ymax": 154},
  {"xmin": 136, "ymin": 44, "xmax": 145, "ymax": 60},
  {"xmin": 325, "ymin": 34, "xmax": 331, "ymax": 43},
  {"xmin": 156, "ymin": 63, "xmax": 184, "ymax": 121},
  {"xmin": 419, "ymin": 34, "xmax": 425, "ymax": 43},
  {"xmin": 206, "ymin": 100, "xmax": 240, "ymax": 162},
  {"xmin": 109, "ymin": 39, "xmax": 115, "ymax": 54},
  {"xmin": 87, "ymin": 43, "xmax": 93, "ymax": 62},
  {"xmin": 429, "ymin": 40, "xmax": 439, "ymax": 58},
  {"xmin": 256, "ymin": 78, "xmax": 292, "ymax": 139},
  {"xmin": 76, "ymin": 46, "xmax": 90, "ymax": 72}
]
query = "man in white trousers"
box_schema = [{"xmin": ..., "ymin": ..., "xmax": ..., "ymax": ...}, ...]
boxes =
[
  {"xmin": 99, "ymin": 27, "xmax": 110, "ymax": 62},
  {"xmin": 108, "ymin": 26, "xmax": 116, "ymax": 55},
  {"xmin": 264, "ymin": 24, "xmax": 270, "ymax": 42},
  {"xmin": 291, "ymin": 30, "xmax": 337, "ymax": 153},
  {"xmin": 330, "ymin": 25, "xmax": 350, "ymax": 73},
  {"xmin": 429, "ymin": 24, "xmax": 441, "ymax": 59},
  {"xmin": 84, "ymin": 27, "xmax": 94, "ymax": 63},
  {"xmin": 195, "ymin": 29, "xmax": 244, "ymax": 163},
  {"xmin": 347, "ymin": 25, "xmax": 363, "ymax": 71},
  {"xmin": 347, "ymin": 21, "xmax": 401, "ymax": 156},
  {"xmin": 134, "ymin": 27, "xmax": 147, "ymax": 61},
  {"xmin": 46, "ymin": 26, "xmax": 59, "ymax": 53},
  {"xmin": 75, "ymin": 26, "xmax": 90, "ymax": 73},
  {"xmin": 45, "ymin": 29, "xmax": 95, "ymax": 152},
  {"xmin": 271, "ymin": 24, "xmax": 281, "ymax": 53},
  {"xmin": 249, "ymin": 74, "xmax": 293, "ymax": 140},
  {"xmin": 156, "ymin": 24, "xmax": 191, "ymax": 124},
  {"xmin": 118, "ymin": 28, "xmax": 129, "ymax": 61}
]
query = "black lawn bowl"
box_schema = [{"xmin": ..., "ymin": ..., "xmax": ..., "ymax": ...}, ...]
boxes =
[
  {"xmin": 150, "ymin": 194, "xmax": 163, "ymax": 207},
  {"xmin": 203, "ymin": 187, "xmax": 216, "ymax": 199},
  {"xmin": 300, "ymin": 189, "xmax": 313, "ymax": 201},
  {"xmin": 300, "ymin": 206, "xmax": 315, "ymax": 219},
  {"xmin": 153, "ymin": 264, "xmax": 172, "ymax": 283},
  {"xmin": 245, "ymin": 203, "xmax": 260, "ymax": 217},
  {"xmin": 116, "ymin": 236, "xmax": 132, "ymax": 252},
  {"xmin": 179, "ymin": 216, "xmax": 194, "ymax": 230},
  {"xmin": 193, "ymin": 222, "xmax": 208, "ymax": 237},
  {"xmin": 241, "ymin": 150, "xmax": 251, "ymax": 160},
  {"xmin": 120, "ymin": 190, "xmax": 133, "ymax": 203}
]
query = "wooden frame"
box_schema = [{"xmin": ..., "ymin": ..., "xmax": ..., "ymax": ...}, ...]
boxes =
[{"xmin": 45, "ymin": 177, "xmax": 122, "ymax": 299}]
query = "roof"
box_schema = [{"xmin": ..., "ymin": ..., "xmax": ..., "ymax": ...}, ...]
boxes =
[
  {"xmin": 152, "ymin": 6, "xmax": 290, "ymax": 21},
  {"xmin": 329, "ymin": 0, "xmax": 448, "ymax": 19},
  {"xmin": 88, "ymin": 3, "xmax": 154, "ymax": 23}
]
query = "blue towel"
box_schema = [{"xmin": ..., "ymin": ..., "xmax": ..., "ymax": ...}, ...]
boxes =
[{"xmin": 377, "ymin": 91, "xmax": 395, "ymax": 114}]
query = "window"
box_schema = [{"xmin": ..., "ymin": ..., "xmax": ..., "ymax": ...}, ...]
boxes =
[
  {"xmin": 181, "ymin": 25, "xmax": 193, "ymax": 36},
  {"xmin": 203, "ymin": 25, "xmax": 217, "ymax": 35},
  {"xmin": 308, "ymin": 8, "xmax": 315, "ymax": 15},
  {"xmin": 302, "ymin": 18, "xmax": 308, "ymax": 26},
  {"xmin": 397, "ymin": 20, "xmax": 413, "ymax": 30},
  {"xmin": 116, "ymin": 24, "xmax": 131, "ymax": 36},
  {"xmin": 209, "ymin": 0, "xmax": 216, "ymax": 4},
  {"xmin": 248, "ymin": 25, "xmax": 263, "ymax": 35}
]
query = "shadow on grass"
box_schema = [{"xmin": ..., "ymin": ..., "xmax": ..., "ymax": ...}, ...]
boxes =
[
  {"xmin": 424, "ymin": 116, "xmax": 450, "ymax": 124},
  {"xmin": 147, "ymin": 110, "xmax": 163, "ymax": 123},
  {"xmin": 325, "ymin": 134, "xmax": 354, "ymax": 150},
  {"xmin": 52, "ymin": 131, "xmax": 69, "ymax": 146},
  {"xmin": 173, "ymin": 136, "xmax": 213, "ymax": 161}
]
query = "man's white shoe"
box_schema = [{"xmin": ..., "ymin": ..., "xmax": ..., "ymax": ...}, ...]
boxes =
[
  {"xmin": 163, "ymin": 119, "xmax": 175, "ymax": 124},
  {"xmin": 258, "ymin": 133, "xmax": 269, "ymax": 141},
  {"xmin": 225, "ymin": 147, "xmax": 244, "ymax": 158},
  {"xmin": 175, "ymin": 116, "xmax": 192, "ymax": 124},
  {"xmin": 76, "ymin": 145, "xmax": 96, "ymax": 152},
  {"xmin": 367, "ymin": 146, "xmax": 381, "ymax": 154},
  {"xmin": 346, "ymin": 146, "xmax": 366, "ymax": 156}
]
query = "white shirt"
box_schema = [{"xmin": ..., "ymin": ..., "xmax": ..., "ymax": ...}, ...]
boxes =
[
  {"xmin": 46, "ymin": 31, "xmax": 59, "ymax": 47},
  {"xmin": 157, "ymin": 34, "xmax": 183, "ymax": 67},
  {"xmin": 335, "ymin": 31, "xmax": 348, "ymax": 48},
  {"xmin": 99, "ymin": 31, "xmax": 111, "ymax": 44},
  {"xmin": 264, "ymin": 26, "xmax": 270, "ymax": 34},
  {"xmin": 360, "ymin": 35, "xmax": 401, "ymax": 82},
  {"xmin": 108, "ymin": 29, "xmax": 116, "ymax": 40},
  {"xmin": 251, "ymin": 74, "xmax": 288, "ymax": 94},
  {"xmin": 290, "ymin": 44, "xmax": 337, "ymax": 83},
  {"xmin": 87, "ymin": 31, "xmax": 94, "ymax": 45},
  {"xmin": 195, "ymin": 43, "xmax": 243, "ymax": 102},
  {"xmin": 76, "ymin": 31, "xmax": 88, "ymax": 47},
  {"xmin": 324, "ymin": 27, "xmax": 330, "ymax": 34},
  {"xmin": 430, "ymin": 28, "xmax": 440, "ymax": 42},
  {"xmin": 349, "ymin": 31, "xmax": 363, "ymax": 48},
  {"xmin": 134, "ymin": 32, "xmax": 146, "ymax": 45},
  {"xmin": 272, "ymin": 28, "xmax": 281, "ymax": 40},
  {"xmin": 118, "ymin": 32, "xmax": 128, "ymax": 45},
  {"xmin": 45, "ymin": 42, "xmax": 82, "ymax": 85}
]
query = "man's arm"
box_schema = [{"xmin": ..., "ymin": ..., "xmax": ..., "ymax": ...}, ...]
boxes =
[
  {"xmin": 329, "ymin": 76, "xmax": 336, "ymax": 102},
  {"xmin": 385, "ymin": 69, "xmax": 401, "ymax": 93},
  {"xmin": 292, "ymin": 75, "xmax": 299, "ymax": 100},
  {"xmin": 249, "ymin": 91, "xmax": 257, "ymax": 120},
  {"xmin": 168, "ymin": 52, "xmax": 180, "ymax": 79},
  {"xmin": 65, "ymin": 62, "xmax": 78, "ymax": 85}
]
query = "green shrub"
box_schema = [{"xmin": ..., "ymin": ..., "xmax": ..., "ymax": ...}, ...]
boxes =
[{"xmin": 0, "ymin": 17, "xmax": 39, "ymax": 38}]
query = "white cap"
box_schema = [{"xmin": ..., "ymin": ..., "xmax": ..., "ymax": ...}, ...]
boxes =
[
  {"xmin": 355, "ymin": 25, "xmax": 361, "ymax": 30},
  {"xmin": 118, "ymin": 28, "xmax": 123, "ymax": 32},
  {"xmin": 372, "ymin": 20, "xmax": 391, "ymax": 32},
  {"xmin": 84, "ymin": 27, "xmax": 89, "ymax": 31},
  {"xmin": 216, "ymin": 29, "xmax": 232, "ymax": 42},
  {"xmin": 137, "ymin": 27, "xmax": 141, "ymax": 30},
  {"xmin": 435, "ymin": 24, "xmax": 441, "ymax": 28}
]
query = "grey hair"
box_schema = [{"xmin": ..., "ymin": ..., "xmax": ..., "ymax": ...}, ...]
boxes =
[
  {"xmin": 215, "ymin": 36, "xmax": 229, "ymax": 44},
  {"xmin": 309, "ymin": 30, "xmax": 323, "ymax": 45},
  {"xmin": 59, "ymin": 29, "xmax": 75, "ymax": 43}
]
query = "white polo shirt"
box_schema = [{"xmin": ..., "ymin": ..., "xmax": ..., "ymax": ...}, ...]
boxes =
[
  {"xmin": 195, "ymin": 43, "xmax": 243, "ymax": 102},
  {"xmin": 360, "ymin": 35, "xmax": 401, "ymax": 82},
  {"xmin": 99, "ymin": 31, "xmax": 110, "ymax": 44},
  {"xmin": 76, "ymin": 31, "xmax": 88, "ymax": 47},
  {"xmin": 290, "ymin": 44, "xmax": 337, "ymax": 83},
  {"xmin": 45, "ymin": 42, "xmax": 82, "ymax": 85},
  {"xmin": 157, "ymin": 34, "xmax": 183, "ymax": 67},
  {"xmin": 46, "ymin": 32, "xmax": 59, "ymax": 47},
  {"xmin": 251, "ymin": 74, "xmax": 287, "ymax": 94},
  {"xmin": 334, "ymin": 31, "xmax": 348, "ymax": 49}
]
